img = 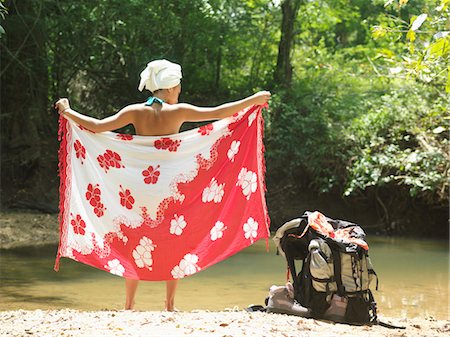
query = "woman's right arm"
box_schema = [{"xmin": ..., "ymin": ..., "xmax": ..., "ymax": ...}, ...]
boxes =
[
  {"xmin": 55, "ymin": 98, "xmax": 136, "ymax": 133},
  {"xmin": 177, "ymin": 91, "xmax": 270, "ymax": 122}
]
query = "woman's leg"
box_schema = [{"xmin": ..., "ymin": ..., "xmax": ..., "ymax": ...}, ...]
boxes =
[
  {"xmin": 165, "ymin": 280, "xmax": 178, "ymax": 311},
  {"xmin": 125, "ymin": 278, "xmax": 139, "ymax": 310}
]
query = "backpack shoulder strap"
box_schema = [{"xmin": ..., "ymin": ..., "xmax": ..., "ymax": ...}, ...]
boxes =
[{"xmin": 330, "ymin": 245, "xmax": 346, "ymax": 296}]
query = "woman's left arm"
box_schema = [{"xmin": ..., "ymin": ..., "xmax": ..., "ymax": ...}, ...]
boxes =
[{"xmin": 55, "ymin": 98, "xmax": 136, "ymax": 133}]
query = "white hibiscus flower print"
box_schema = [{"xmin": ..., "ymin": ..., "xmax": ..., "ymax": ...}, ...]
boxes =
[
  {"xmin": 236, "ymin": 168, "xmax": 257, "ymax": 200},
  {"xmin": 213, "ymin": 184, "xmax": 225, "ymax": 203},
  {"xmin": 242, "ymin": 170, "xmax": 257, "ymax": 199},
  {"xmin": 248, "ymin": 111, "xmax": 257, "ymax": 126},
  {"xmin": 210, "ymin": 221, "xmax": 227, "ymax": 241},
  {"xmin": 243, "ymin": 217, "xmax": 259, "ymax": 243},
  {"xmin": 180, "ymin": 254, "xmax": 200, "ymax": 275},
  {"xmin": 202, "ymin": 178, "xmax": 225, "ymax": 203},
  {"xmin": 227, "ymin": 140, "xmax": 241, "ymax": 162},
  {"xmin": 170, "ymin": 214, "xmax": 187, "ymax": 236},
  {"xmin": 237, "ymin": 168, "xmax": 247, "ymax": 186},
  {"xmin": 171, "ymin": 253, "xmax": 200, "ymax": 279},
  {"xmin": 105, "ymin": 259, "xmax": 125, "ymax": 276},
  {"xmin": 171, "ymin": 265, "xmax": 185, "ymax": 279},
  {"xmin": 132, "ymin": 236, "xmax": 156, "ymax": 270}
]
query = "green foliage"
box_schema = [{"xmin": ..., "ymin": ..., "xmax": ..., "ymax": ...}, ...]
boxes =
[
  {"xmin": 296, "ymin": 0, "xmax": 383, "ymax": 50},
  {"xmin": 266, "ymin": 55, "xmax": 387, "ymax": 193},
  {"xmin": 344, "ymin": 82, "xmax": 448, "ymax": 204},
  {"xmin": 43, "ymin": 0, "xmax": 280, "ymax": 116},
  {"xmin": 372, "ymin": 0, "xmax": 450, "ymax": 92},
  {"xmin": 265, "ymin": 0, "xmax": 448, "ymax": 210},
  {"xmin": 267, "ymin": 62, "xmax": 448, "ymax": 206}
]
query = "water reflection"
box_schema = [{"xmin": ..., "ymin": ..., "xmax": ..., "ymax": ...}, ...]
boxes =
[{"xmin": 0, "ymin": 237, "xmax": 448, "ymax": 319}]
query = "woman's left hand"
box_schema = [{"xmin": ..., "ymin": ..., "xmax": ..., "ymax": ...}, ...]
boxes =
[{"xmin": 55, "ymin": 98, "xmax": 70, "ymax": 114}]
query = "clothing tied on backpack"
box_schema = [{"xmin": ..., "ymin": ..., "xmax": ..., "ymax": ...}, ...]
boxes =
[{"xmin": 273, "ymin": 211, "xmax": 378, "ymax": 325}]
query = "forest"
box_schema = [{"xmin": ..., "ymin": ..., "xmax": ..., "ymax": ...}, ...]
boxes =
[{"xmin": 1, "ymin": 0, "xmax": 448, "ymax": 237}]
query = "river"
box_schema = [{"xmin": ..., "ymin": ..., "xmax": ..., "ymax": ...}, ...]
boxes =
[{"xmin": 0, "ymin": 237, "xmax": 448, "ymax": 319}]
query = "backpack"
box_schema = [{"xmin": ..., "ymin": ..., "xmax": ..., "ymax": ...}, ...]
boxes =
[{"xmin": 273, "ymin": 211, "xmax": 378, "ymax": 325}]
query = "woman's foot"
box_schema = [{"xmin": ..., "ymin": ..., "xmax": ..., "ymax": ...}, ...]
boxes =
[
  {"xmin": 165, "ymin": 280, "xmax": 178, "ymax": 311},
  {"xmin": 164, "ymin": 300, "xmax": 179, "ymax": 312},
  {"xmin": 125, "ymin": 300, "xmax": 135, "ymax": 310}
]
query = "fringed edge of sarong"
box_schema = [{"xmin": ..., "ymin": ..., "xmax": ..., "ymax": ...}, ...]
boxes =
[
  {"xmin": 54, "ymin": 115, "xmax": 69, "ymax": 271},
  {"xmin": 256, "ymin": 103, "xmax": 271, "ymax": 252}
]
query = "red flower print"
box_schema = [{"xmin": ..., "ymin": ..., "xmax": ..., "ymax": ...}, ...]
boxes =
[
  {"xmin": 119, "ymin": 185, "xmax": 135, "ymax": 210},
  {"xmin": 198, "ymin": 124, "xmax": 213, "ymax": 136},
  {"xmin": 71, "ymin": 214, "xmax": 86, "ymax": 235},
  {"xmin": 94, "ymin": 203, "xmax": 106, "ymax": 217},
  {"xmin": 168, "ymin": 140, "xmax": 181, "ymax": 152},
  {"xmin": 142, "ymin": 165, "xmax": 161, "ymax": 184},
  {"xmin": 97, "ymin": 154, "xmax": 110, "ymax": 172},
  {"xmin": 154, "ymin": 138, "xmax": 168, "ymax": 150},
  {"xmin": 117, "ymin": 134, "xmax": 133, "ymax": 141},
  {"xmin": 154, "ymin": 137, "xmax": 181, "ymax": 152},
  {"xmin": 97, "ymin": 149, "xmax": 124, "ymax": 172},
  {"xmin": 89, "ymin": 197, "xmax": 99, "ymax": 207},
  {"xmin": 74, "ymin": 140, "xmax": 86, "ymax": 163},
  {"xmin": 85, "ymin": 183, "xmax": 106, "ymax": 217},
  {"xmin": 104, "ymin": 150, "xmax": 123, "ymax": 168},
  {"xmin": 86, "ymin": 183, "xmax": 101, "ymax": 202}
]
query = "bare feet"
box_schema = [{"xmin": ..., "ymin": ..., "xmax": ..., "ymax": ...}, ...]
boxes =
[
  {"xmin": 165, "ymin": 299, "xmax": 173, "ymax": 311},
  {"xmin": 164, "ymin": 300, "xmax": 179, "ymax": 312},
  {"xmin": 124, "ymin": 300, "xmax": 135, "ymax": 310},
  {"xmin": 165, "ymin": 280, "xmax": 178, "ymax": 311}
]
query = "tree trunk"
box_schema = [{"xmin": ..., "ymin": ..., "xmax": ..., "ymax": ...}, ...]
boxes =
[{"xmin": 273, "ymin": 0, "xmax": 302, "ymax": 88}]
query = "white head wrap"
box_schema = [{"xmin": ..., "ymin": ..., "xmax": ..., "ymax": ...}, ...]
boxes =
[{"xmin": 138, "ymin": 59, "xmax": 182, "ymax": 93}]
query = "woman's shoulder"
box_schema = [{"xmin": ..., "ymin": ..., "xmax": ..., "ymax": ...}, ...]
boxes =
[
  {"xmin": 120, "ymin": 102, "xmax": 154, "ymax": 116},
  {"xmin": 166, "ymin": 102, "xmax": 198, "ymax": 112},
  {"xmin": 127, "ymin": 102, "xmax": 149, "ymax": 110}
]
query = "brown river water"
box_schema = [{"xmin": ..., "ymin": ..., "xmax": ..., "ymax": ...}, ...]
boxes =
[{"xmin": 0, "ymin": 237, "xmax": 448, "ymax": 319}]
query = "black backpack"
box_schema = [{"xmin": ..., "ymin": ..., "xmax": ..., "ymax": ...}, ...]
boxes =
[{"xmin": 274, "ymin": 211, "xmax": 378, "ymax": 325}]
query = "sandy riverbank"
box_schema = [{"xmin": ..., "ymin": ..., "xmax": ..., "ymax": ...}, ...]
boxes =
[{"xmin": 1, "ymin": 309, "xmax": 449, "ymax": 337}]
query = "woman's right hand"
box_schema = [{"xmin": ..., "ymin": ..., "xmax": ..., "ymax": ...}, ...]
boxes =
[
  {"xmin": 252, "ymin": 91, "xmax": 271, "ymax": 106},
  {"xmin": 55, "ymin": 98, "xmax": 71, "ymax": 114}
]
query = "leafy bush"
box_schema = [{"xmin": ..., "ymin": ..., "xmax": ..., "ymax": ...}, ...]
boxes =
[
  {"xmin": 266, "ymin": 42, "xmax": 391, "ymax": 192},
  {"xmin": 344, "ymin": 82, "xmax": 448, "ymax": 205},
  {"xmin": 265, "ymin": 49, "xmax": 448, "ymax": 210}
]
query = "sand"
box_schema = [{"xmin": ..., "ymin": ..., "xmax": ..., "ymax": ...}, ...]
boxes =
[{"xmin": 1, "ymin": 309, "xmax": 449, "ymax": 337}]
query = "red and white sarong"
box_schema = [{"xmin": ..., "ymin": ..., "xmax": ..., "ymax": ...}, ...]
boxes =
[{"xmin": 55, "ymin": 105, "xmax": 270, "ymax": 280}]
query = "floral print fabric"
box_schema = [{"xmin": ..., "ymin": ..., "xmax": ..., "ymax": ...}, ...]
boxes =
[{"xmin": 56, "ymin": 105, "xmax": 269, "ymax": 280}]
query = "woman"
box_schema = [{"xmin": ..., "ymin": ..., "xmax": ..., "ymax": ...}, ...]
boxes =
[{"xmin": 55, "ymin": 59, "xmax": 270, "ymax": 311}]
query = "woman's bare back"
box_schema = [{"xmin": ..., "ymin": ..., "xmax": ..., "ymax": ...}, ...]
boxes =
[{"xmin": 133, "ymin": 103, "xmax": 184, "ymax": 136}]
